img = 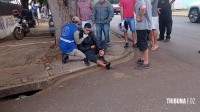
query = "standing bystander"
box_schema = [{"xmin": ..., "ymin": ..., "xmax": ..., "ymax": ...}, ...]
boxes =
[
  {"xmin": 76, "ymin": 0, "xmax": 94, "ymax": 30},
  {"xmin": 135, "ymin": 0, "xmax": 152, "ymax": 69},
  {"xmin": 92, "ymin": 0, "xmax": 114, "ymax": 46},
  {"xmin": 149, "ymin": 0, "xmax": 159, "ymax": 50},
  {"xmin": 119, "ymin": 0, "xmax": 137, "ymax": 48},
  {"xmin": 157, "ymin": 0, "xmax": 176, "ymax": 42}
]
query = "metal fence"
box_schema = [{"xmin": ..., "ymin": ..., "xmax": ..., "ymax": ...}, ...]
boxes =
[{"xmin": 0, "ymin": 2, "xmax": 22, "ymax": 16}]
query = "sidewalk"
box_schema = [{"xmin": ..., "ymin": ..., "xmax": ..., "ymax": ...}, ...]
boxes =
[{"xmin": 0, "ymin": 22, "xmax": 133, "ymax": 98}]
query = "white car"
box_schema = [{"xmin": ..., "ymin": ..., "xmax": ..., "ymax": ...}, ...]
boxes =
[{"xmin": 188, "ymin": 1, "xmax": 200, "ymax": 23}]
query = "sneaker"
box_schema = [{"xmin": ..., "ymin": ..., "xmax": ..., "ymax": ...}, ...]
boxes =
[
  {"xmin": 124, "ymin": 43, "xmax": 129, "ymax": 48},
  {"xmin": 164, "ymin": 38, "xmax": 170, "ymax": 42},
  {"xmin": 135, "ymin": 63, "xmax": 151, "ymax": 69},
  {"xmin": 136, "ymin": 58, "xmax": 144, "ymax": 64},
  {"xmin": 62, "ymin": 53, "xmax": 69, "ymax": 64},
  {"xmin": 83, "ymin": 58, "xmax": 90, "ymax": 66},
  {"xmin": 157, "ymin": 38, "xmax": 164, "ymax": 41},
  {"xmin": 106, "ymin": 63, "xmax": 111, "ymax": 70},
  {"xmin": 99, "ymin": 56, "xmax": 108, "ymax": 64},
  {"xmin": 107, "ymin": 43, "xmax": 111, "ymax": 47},
  {"xmin": 132, "ymin": 43, "xmax": 138, "ymax": 48}
]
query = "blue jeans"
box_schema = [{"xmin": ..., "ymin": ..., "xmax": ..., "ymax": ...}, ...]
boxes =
[
  {"xmin": 124, "ymin": 17, "xmax": 136, "ymax": 32},
  {"xmin": 96, "ymin": 23, "xmax": 110, "ymax": 43}
]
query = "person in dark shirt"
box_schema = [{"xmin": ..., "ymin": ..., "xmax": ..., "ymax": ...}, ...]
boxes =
[
  {"xmin": 157, "ymin": 0, "xmax": 175, "ymax": 42},
  {"xmin": 77, "ymin": 23, "xmax": 111, "ymax": 70}
]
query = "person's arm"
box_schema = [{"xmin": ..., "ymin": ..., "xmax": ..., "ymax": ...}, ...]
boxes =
[
  {"xmin": 169, "ymin": 0, "xmax": 175, "ymax": 5},
  {"xmin": 91, "ymin": 32, "xmax": 101, "ymax": 50},
  {"xmin": 78, "ymin": 44, "xmax": 91, "ymax": 52},
  {"xmin": 74, "ymin": 31, "xmax": 85, "ymax": 45},
  {"xmin": 120, "ymin": 7, "xmax": 124, "ymax": 21},
  {"xmin": 157, "ymin": 0, "xmax": 161, "ymax": 14},
  {"xmin": 119, "ymin": 0, "xmax": 124, "ymax": 20},
  {"xmin": 74, "ymin": 31, "xmax": 83, "ymax": 45},
  {"xmin": 107, "ymin": 3, "xmax": 114, "ymax": 23},
  {"xmin": 133, "ymin": 0, "xmax": 136, "ymax": 12},
  {"xmin": 76, "ymin": 31, "xmax": 91, "ymax": 52},
  {"xmin": 136, "ymin": 4, "xmax": 146, "ymax": 22},
  {"xmin": 90, "ymin": 33, "xmax": 105, "ymax": 56}
]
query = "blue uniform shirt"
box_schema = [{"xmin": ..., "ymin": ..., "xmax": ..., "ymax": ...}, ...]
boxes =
[{"xmin": 59, "ymin": 23, "xmax": 77, "ymax": 53}]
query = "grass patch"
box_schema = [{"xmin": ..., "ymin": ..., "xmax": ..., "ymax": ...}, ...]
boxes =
[{"xmin": 172, "ymin": 9, "xmax": 189, "ymax": 12}]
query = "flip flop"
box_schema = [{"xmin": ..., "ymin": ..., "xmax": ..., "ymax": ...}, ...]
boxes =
[{"xmin": 151, "ymin": 45, "xmax": 159, "ymax": 51}]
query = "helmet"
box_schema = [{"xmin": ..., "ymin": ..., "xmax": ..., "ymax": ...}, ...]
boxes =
[{"xmin": 118, "ymin": 20, "xmax": 128, "ymax": 32}]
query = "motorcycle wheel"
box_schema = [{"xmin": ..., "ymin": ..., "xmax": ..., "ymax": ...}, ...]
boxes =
[{"xmin": 13, "ymin": 27, "xmax": 24, "ymax": 40}]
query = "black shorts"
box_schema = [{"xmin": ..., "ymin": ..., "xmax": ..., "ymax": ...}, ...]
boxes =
[{"xmin": 136, "ymin": 30, "xmax": 149, "ymax": 51}]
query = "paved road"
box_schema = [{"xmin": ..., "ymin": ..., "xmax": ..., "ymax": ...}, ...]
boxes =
[
  {"xmin": 0, "ymin": 16, "xmax": 200, "ymax": 112},
  {"xmin": 111, "ymin": 15, "xmax": 200, "ymax": 66}
]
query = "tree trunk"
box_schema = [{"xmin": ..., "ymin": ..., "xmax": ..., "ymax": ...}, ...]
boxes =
[{"xmin": 47, "ymin": 0, "xmax": 78, "ymax": 48}]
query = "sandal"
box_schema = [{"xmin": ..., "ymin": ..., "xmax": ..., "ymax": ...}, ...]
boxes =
[{"xmin": 151, "ymin": 45, "xmax": 159, "ymax": 51}]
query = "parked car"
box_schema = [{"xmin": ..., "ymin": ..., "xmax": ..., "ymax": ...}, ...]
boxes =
[
  {"xmin": 188, "ymin": 1, "xmax": 200, "ymax": 23},
  {"xmin": 112, "ymin": 4, "xmax": 120, "ymax": 15}
]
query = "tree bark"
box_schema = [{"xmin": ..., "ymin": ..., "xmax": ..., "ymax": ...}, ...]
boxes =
[{"xmin": 47, "ymin": 0, "xmax": 78, "ymax": 48}]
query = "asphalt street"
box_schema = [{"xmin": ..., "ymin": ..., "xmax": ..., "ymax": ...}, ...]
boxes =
[{"xmin": 0, "ymin": 16, "xmax": 200, "ymax": 112}]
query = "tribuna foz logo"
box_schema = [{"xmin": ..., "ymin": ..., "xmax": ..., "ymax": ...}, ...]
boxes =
[{"xmin": 166, "ymin": 98, "xmax": 196, "ymax": 104}]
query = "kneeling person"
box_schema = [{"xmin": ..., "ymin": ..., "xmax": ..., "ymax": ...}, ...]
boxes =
[
  {"xmin": 77, "ymin": 23, "xmax": 111, "ymax": 70},
  {"xmin": 59, "ymin": 16, "xmax": 90, "ymax": 66}
]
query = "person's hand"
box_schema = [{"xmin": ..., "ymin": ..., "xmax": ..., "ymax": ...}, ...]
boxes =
[
  {"xmin": 99, "ymin": 50, "xmax": 105, "ymax": 56},
  {"xmin": 107, "ymin": 19, "xmax": 111, "ymax": 23},
  {"xmin": 158, "ymin": 8, "xmax": 161, "ymax": 14},
  {"xmin": 136, "ymin": 16, "xmax": 144, "ymax": 22},
  {"xmin": 121, "ymin": 17, "xmax": 124, "ymax": 21},
  {"xmin": 91, "ymin": 45, "xmax": 95, "ymax": 49}
]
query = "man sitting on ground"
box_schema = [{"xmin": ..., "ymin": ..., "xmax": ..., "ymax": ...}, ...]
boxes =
[{"xmin": 76, "ymin": 23, "xmax": 111, "ymax": 70}]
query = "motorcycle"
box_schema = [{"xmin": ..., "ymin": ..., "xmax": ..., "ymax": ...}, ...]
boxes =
[
  {"xmin": 13, "ymin": 16, "xmax": 31, "ymax": 40},
  {"xmin": 12, "ymin": 9, "xmax": 31, "ymax": 40}
]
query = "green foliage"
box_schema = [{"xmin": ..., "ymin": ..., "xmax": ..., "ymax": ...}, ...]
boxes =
[{"xmin": 37, "ymin": 0, "xmax": 47, "ymax": 5}]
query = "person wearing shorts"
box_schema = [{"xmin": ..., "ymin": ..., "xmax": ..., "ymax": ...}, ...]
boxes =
[
  {"xmin": 149, "ymin": 0, "xmax": 159, "ymax": 50},
  {"xmin": 119, "ymin": 0, "xmax": 137, "ymax": 48},
  {"xmin": 135, "ymin": 0, "xmax": 152, "ymax": 69}
]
